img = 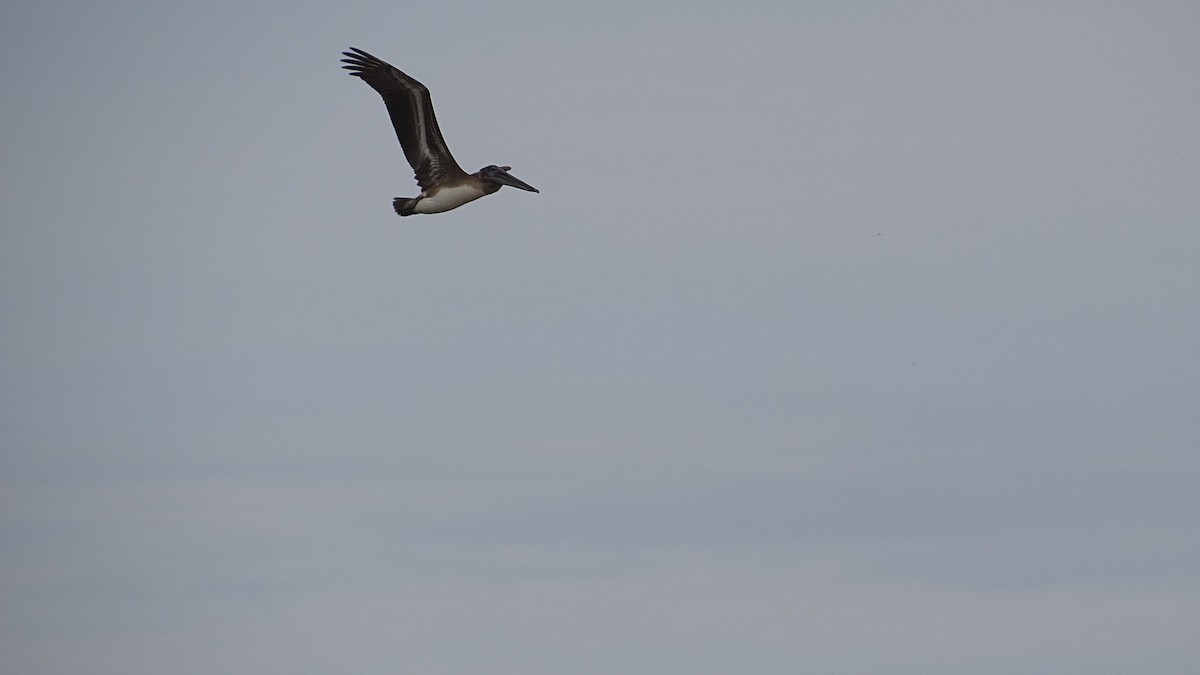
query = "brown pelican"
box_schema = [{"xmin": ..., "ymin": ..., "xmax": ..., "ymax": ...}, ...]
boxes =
[{"xmin": 341, "ymin": 47, "xmax": 539, "ymax": 216}]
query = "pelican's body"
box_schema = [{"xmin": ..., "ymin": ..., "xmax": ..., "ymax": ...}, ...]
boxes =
[
  {"xmin": 409, "ymin": 183, "xmax": 492, "ymax": 215},
  {"xmin": 341, "ymin": 48, "xmax": 538, "ymax": 216}
]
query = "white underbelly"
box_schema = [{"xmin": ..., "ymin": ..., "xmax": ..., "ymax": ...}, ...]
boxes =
[{"xmin": 415, "ymin": 184, "xmax": 487, "ymax": 214}]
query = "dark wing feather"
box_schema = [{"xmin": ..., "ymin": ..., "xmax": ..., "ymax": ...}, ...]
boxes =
[{"xmin": 341, "ymin": 48, "xmax": 467, "ymax": 190}]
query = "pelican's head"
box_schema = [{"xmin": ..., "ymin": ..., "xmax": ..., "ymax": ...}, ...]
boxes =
[{"xmin": 480, "ymin": 165, "xmax": 539, "ymax": 193}]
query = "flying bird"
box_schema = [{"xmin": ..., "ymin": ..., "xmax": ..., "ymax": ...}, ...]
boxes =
[{"xmin": 341, "ymin": 47, "xmax": 539, "ymax": 216}]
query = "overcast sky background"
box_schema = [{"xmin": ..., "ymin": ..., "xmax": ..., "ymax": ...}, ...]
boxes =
[{"xmin": 2, "ymin": 1, "xmax": 1198, "ymax": 673}]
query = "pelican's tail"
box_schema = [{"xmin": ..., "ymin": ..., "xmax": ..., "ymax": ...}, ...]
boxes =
[{"xmin": 393, "ymin": 197, "xmax": 419, "ymax": 217}]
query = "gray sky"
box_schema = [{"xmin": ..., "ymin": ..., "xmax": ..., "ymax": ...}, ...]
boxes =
[{"xmin": 2, "ymin": 1, "xmax": 1198, "ymax": 673}]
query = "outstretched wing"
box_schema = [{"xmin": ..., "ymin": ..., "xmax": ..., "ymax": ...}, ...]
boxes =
[{"xmin": 341, "ymin": 48, "xmax": 467, "ymax": 190}]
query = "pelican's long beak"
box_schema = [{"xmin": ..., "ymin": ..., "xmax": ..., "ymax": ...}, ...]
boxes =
[{"xmin": 494, "ymin": 166, "xmax": 539, "ymax": 193}]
